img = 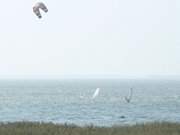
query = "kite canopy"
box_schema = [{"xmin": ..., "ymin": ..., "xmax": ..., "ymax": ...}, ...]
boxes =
[{"xmin": 33, "ymin": 2, "xmax": 48, "ymax": 19}]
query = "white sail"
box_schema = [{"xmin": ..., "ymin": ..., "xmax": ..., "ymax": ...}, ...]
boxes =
[{"xmin": 92, "ymin": 88, "xmax": 100, "ymax": 99}]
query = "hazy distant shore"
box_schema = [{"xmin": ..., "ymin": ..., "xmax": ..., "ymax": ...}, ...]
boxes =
[{"xmin": 0, "ymin": 121, "xmax": 179, "ymax": 135}]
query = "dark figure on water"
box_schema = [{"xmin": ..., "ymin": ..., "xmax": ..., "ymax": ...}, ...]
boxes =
[{"xmin": 125, "ymin": 88, "xmax": 133, "ymax": 103}]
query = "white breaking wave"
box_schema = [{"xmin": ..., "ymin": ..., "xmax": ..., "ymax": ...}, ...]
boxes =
[{"xmin": 92, "ymin": 88, "xmax": 100, "ymax": 99}]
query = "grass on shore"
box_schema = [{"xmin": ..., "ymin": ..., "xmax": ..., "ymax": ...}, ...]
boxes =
[{"xmin": 0, "ymin": 122, "xmax": 180, "ymax": 135}]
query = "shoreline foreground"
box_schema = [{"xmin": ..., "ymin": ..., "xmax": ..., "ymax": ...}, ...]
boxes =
[{"xmin": 0, "ymin": 122, "xmax": 179, "ymax": 135}]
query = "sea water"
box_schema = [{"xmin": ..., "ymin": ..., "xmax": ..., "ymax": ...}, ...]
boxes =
[{"xmin": 0, "ymin": 79, "xmax": 179, "ymax": 126}]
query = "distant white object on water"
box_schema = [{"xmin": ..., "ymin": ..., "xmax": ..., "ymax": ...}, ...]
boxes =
[
  {"xmin": 80, "ymin": 95, "xmax": 84, "ymax": 99},
  {"xmin": 125, "ymin": 87, "xmax": 133, "ymax": 103},
  {"xmin": 33, "ymin": 2, "xmax": 48, "ymax": 19},
  {"xmin": 92, "ymin": 88, "xmax": 100, "ymax": 99}
]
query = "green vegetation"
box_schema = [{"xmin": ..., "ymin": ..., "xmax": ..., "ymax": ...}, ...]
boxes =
[{"xmin": 0, "ymin": 122, "xmax": 180, "ymax": 135}]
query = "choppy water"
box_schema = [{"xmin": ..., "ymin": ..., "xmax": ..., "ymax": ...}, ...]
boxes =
[{"xmin": 0, "ymin": 79, "xmax": 179, "ymax": 126}]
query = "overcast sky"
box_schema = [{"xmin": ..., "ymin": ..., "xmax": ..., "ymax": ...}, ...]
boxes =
[{"xmin": 0, "ymin": 0, "xmax": 179, "ymax": 78}]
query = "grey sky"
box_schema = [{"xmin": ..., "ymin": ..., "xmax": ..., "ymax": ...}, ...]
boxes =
[{"xmin": 0, "ymin": 0, "xmax": 179, "ymax": 78}]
